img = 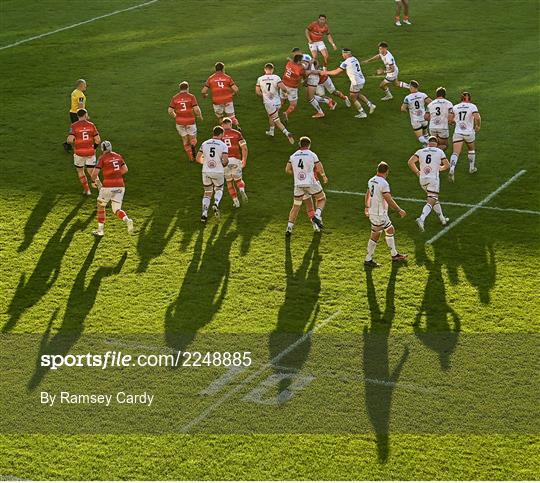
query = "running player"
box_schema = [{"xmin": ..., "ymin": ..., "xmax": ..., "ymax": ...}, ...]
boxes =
[
  {"xmin": 364, "ymin": 162, "xmax": 407, "ymax": 267},
  {"xmin": 305, "ymin": 14, "xmax": 337, "ymax": 67},
  {"xmin": 326, "ymin": 48, "xmax": 375, "ymax": 118},
  {"xmin": 362, "ymin": 42, "xmax": 410, "ymax": 101},
  {"xmin": 395, "ymin": 0, "xmax": 412, "ymax": 26},
  {"xmin": 407, "ymin": 136, "xmax": 450, "ymax": 231},
  {"xmin": 202, "ymin": 63, "xmax": 240, "ymax": 128},
  {"xmin": 64, "ymin": 79, "xmax": 87, "ymax": 152},
  {"xmin": 66, "ymin": 108, "xmax": 101, "ymax": 195},
  {"xmin": 425, "ymin": 87, "xmax": 454, "ymax": 150},
  {"xmin": 221, "ymin": 117, "xmax": 248, "ymax": 208},
  {"xmin": 196, "ymin": 126, "xmax": 229, "ymax": 222},
  {"xmin": 449, "ymin": 92, "xmax": 481, "ymax": 181},
  {"xmin": 168, "ymin": 81, "xmax": 203, "ymax": 161},
  {"xmin": 255, "ymin": 63, "xmax": 295, "ymax": 143},
  {"xmin": 281, "ymin": 54, "xmax": 306, "ymax": 121},
  {"xmin": 90, "ymin": 141, "xmax": 134, "ymax": 237},
  {"xmin": 401, "ymin": 80, "xmax": 431, "ymax": 145},
  {"xmin": 285, "ymin": 136, "xmax": 328, "ymax": 236}
]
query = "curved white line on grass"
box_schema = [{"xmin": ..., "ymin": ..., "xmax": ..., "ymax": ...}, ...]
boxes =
[
  {"xmin": 426, "ymin": 169, "xmax": 527, "ymax": 245},
  {"xmin": 0, "ymin": 0, "xmax": 159, "ymax": 51},
  {"xmin": 181, "ymin": 310, "xmax": 341, "ymax": 433}
]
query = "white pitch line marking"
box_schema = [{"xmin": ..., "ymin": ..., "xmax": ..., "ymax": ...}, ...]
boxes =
[
  {"xmin": 328, "ymin": 183, "xmax": 539, "ymax": 216},
  {"xmin": 0, "ymin": 0, "xmax": 159, "ymax": 51},
  {"xmin": 180, "ymin": 310, "xmax": 341, "ymax": 433},
  {"xmin": 426, "ymin": 169, "xmax": 527, "ymax": 244}
]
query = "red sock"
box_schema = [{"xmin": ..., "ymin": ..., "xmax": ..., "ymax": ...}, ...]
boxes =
[
  {"xmin": 184, "ymin": 144, "xmax": 194, "ymax": 161},
  {"xmin": 228, "ymin": 185, "xmax": 237, "ymax": 199},
  {"xmin": 286, "ymin": 105, "xmax": 296, "ymax": 115},
  {"xmin": 97, "ymin": 206, "xmax": 105, "ymax": 224},
  {"xmin": 236, "ymin": 180, "xmax": 245, "ymax": 190},
  {"xmin": 404, "ymin": 15, "xmax": 409, "ymax": 21},
  {"xmin": 307, "ymin": 209, "xmax": 315, "ymax": 219},
  {"xmin": 336, "ymin": 91, "xmax": 347, "ymax": 100},
  {"xmin": 115, "ymin": 209, "xmax": 127, "ymax": 221},
  {"xmin": 79, "ymin": 175, "xmax": 90, "ymax": 192}
]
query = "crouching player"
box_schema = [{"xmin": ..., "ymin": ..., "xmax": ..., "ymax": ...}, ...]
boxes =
[
  {"xmin": 222, "ymin": 118, "xmax": 248, "ymax": 207},
  {"xmin": 90, "ymin": 141, "xmax": 134, "ymax": 237},
  {"xmin": 407, "ymin": 136, "xmax": 450, "ymax": 231},
  {"xmin": 168, "ymin": 81, "xmax": 203, "ymax": 161},
  {"xmin": 285, "ymin": 136, "xmax": 328, "ymax": 236},
  {"xmin": 364, "ymin": 162, "xmax": 407, "ymax": 267}
]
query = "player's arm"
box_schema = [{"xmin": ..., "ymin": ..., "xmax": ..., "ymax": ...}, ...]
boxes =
[
  {"xmin": 66, "ymin": 134, "xmax": 75, "ymax": 144},
  {"xmin": 90, "ymin": 164, "xmax": 102, "ymax": 189},
  {"xmin": 255, "ymin": 84, "xmax": 263, "ymax": 97},
  {"xmin": 277, "ymin": 81, "xmax": 288, "ymax": 93},
  {"xmin": 400, "ymin": 101, "xmax": 409, "ymax": 112},
  {"xmin": 407, "ymin": 155, "xmax": 420, "ymax": 177},
  {"xmin": 315, "ymin": 161, "xmax": 328, "ymax": 184},
  {"xmin": 305, "ymin": 27, "xmax": 312, "ymax": 44},
  {"xmin": 168, "ymin": 106, "xmax": 176, "ymax": 118},
  {"xmin": 382, "ymin": 192, "xmax": 406, "ymax": 217},
  {"xmin": 326, "ymin": 67, "xmax": 344, "ymax": 76},
  {"xmin": 221, "ymin": 152, "xmax": 229, "ymax": 167},
  {"xmin": 424, "ymin": 110, "xmax": 431, "ymax": 121},
  {"xmin": 440, "ymin": 156, "xmax": 450, "ymax": 172},
  {"xmin": 473, "ymin": 112, "xmax": 481, "ymax": 131},
  {"xmin": 201, "ymin": 84, "xmax": 209, "ymax": 98},
  {"xmin": 364, "ymin": 190, "xmax": 371, "ymax": 217},
  {"xmin": 231, "ymin": 82, "xmax": 239, "ymax": 96},
  {"xmin": 327, "ymin": 31, "xmax": 337, "ymax": 50},
  {"xmin": 93, "ymin": 133, "xmax": 101, "ymax": 145},
  {"xmin": 361, "ymin": 54, "xmax": 379, "ymax": 64},
  {"xmin": 448, "ymin": 108, "xmax": 455, "ymax": 124},
  {"xmin": 193, "ymin": 105, "xmax": 203, "ymax": 121},
  {"xmin": 386, "ymin": 62, "xmax": 395, "ymax": 73},
  {"xmin": 240, "ymin": 141, "xmax": 248, "ymax": 168},
  {"xmin": 286, "ymin": 161, "xmax": 293, "ymax": 175},
  {"xmin": 195, "ymin": 149, "xmax": 204, "ymax": 164},
  {"xmin": 425, "ymin": 96, "xmax": 433, "ymax": 105}
]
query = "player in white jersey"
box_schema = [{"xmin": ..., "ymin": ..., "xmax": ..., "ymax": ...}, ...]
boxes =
[
  {"xmin": 425, "ymin": 87, "xmax": 454, "ymax": 150},
  {"xmin": 362, "ymin": 42, "xmax": 410, "ymax": 101},
  {"xmin": 401, "ymin": 80, "xmax": 431, "ymax": 145},
  {"xmin": 196, "ymin": 126, "xmax": 229, "ymax": 222},
  {"xmin": 313, "ymin": 60, "xmax": 350, "ymax": 107},
  {"xmin": 285, "ymin": 136, "xmax": 328, "ymax": 236},
  {"xmin": 449, "ymin": 92, "xmax": 481, "ymax": 181},
  {"xmin": 407, "ymin": 136, "xmax": 450, "ymax": 231},
  {"xmin": 255, "ymin": 63, "xmax": 295, "ymax": 144},
  {"xmin": 364, "ymin": 162, "xmax": 407, "ymax": 267},
  {"xmin": 326, "ymin": 48, "xmax": 376, "ymax": 118}
]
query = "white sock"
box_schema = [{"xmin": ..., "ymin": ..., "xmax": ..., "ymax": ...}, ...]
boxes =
[
  {"xmin": 268, "ymin": 126, "xmax": 275, "ymax": 134},
  {"xmin": 450, "ymin": 153, "xmax": 458, "ymax": 171},
  {"xmin": 420, "ymin": 203, "xmax": 432, "ymax": 222},
  {"xmin": 419, "ymin": 135, "xmax": 428, "ymax": 144},
  {"xmin": 399, "ymin": 81, "xmax": 410, "ymax": 88},
  {"xmin": 384, "ymin": 88, "xmax": 391, "ymax": 95},
  {"xmin": 315, "ymin": 95, "xmax": 330, "ymax": 105},
  {"xmin": 309, "ymin": 97, "xmax": 323, "ymax": 114},
  {"xmin": 98, "ymin": 222, "xmax": 104, "ymax": 231},
  {"xmin": 282, "ymin": 128, "xmax": 290, "ymax": 136},
  {"xmin": 202, "ymin": 196, "xmax": 210, "ymax": 213},
  {"xmin": 214, "ymin": 189, "xmax": 223, "ymax": 206},
  {"xmin": 287, "ymin": 222, "xmax": 294, "ymax": 230},
  {"xmin": 365, "ymin": 239, "xmax": 377, "ymax": 261},
  {"xmin": 315, "ymin": 208, "xmax": 322, "ymax": 218},
  {"xmin": 385, "ymin": 235, "xmax": 398, "ymax": 257},
  {"xmin": 432, "ymin": 202, "xmax": 445, "ymax": 220},
  {"xmin": 468, "ymin": 151, "xmax": 476, "ymax": 168}
]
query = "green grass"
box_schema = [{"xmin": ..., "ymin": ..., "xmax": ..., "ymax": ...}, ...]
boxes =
[{"xmin": 0, "ymin": 0, "xmax": 539, "ymax": 479}]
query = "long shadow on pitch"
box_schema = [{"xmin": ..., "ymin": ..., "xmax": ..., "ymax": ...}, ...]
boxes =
[
  {"xmin": 18, "ymin": 192, "xmax": 60, "ymax": 252},
  {"xmin": 3, "ymin": 200, "xmax": 93, "ymax": 333},
  {"xmin": 268, "ymin": 233, "xmax": 322, "ymax": 401},
  {"xmin": 363, "ymin": 264, "xmax": 409, "ymax": 464},
  {"xmin": 28, "ymin": 239, "xmax": 127, "ymax": 390},
  {"xmin": 165, "ymin": 215, "xmax": 237, "ymax": 352}
]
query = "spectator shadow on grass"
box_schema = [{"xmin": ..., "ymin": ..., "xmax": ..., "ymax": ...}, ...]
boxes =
[
  {"xmin": 363, "ymin": 263, "xmax": 409, "ymax": 464},
  {"xmin": 268, "ymin": 233, "xmax": 322, "ymax": 402},
  {"xmin": 28, "ymin": 239, "xmax": 127, "ymax": 390},
  {"xmin": 164, "ymin": 215, "xmax": 237, "ymax": 353},
  {"xmin": 17, "ymin": 192, "xmax": 60, "ymax": 252},
  {"xmin": 3, "ymin": 200, "xmax": 93, "ymax": 333}
]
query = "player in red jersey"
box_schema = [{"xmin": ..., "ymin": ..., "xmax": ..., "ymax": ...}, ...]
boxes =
[
  {"xmin": 168, "ymin": 81, "xmax": 203, "ymax": 161},
  {"xmin": 281, "ymin": 54, "xmax": 306, "ymax": 121},
  {"xmin": 202, "ymin": 62, "xmax": 240, "ymax": 128},
  {"xmin": 221, "ymin": 118, "xmax": 248, "ymax": 208},
  {"xmin": 90, "ymin": 141, "xmax": 133, "ymax": 237},
  {"xmin": 66, "ymin": 108, "xmax": 101, "ymax": 195},
  {"xmin": 305, "ymin": 14, "xmax": 337, "ymax": 67}
]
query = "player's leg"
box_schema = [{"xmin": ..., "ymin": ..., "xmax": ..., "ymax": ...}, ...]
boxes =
[
  {"xmin": 357, "ymin": 88, "xmax": 376, "ymax": 114},
  {"xmin": 395, "ymin": 0, "xmax": 403, "ymax": 26},
  {"xmin": 364, "ymin": 225, "xmax": 381, "ymax": 267},
  {"xmin": 74, "ymin": 157, "xmax": 91, "ymax": 195},
  {"xmin": 384, "ymin": 223, "xmax": 407, "ymax": 262},
  {"xmin": 284, "ymin": 89, "xmax": 298, "ymax": 120},
  {"xmin": 466, "ymin": 140, "xmax": 477, "ymax": 173},
  {"xmin": 266, "ymin": 115, "xmax": 275, "ymax": 136},
  {"xmin": 393, "ymin": 78, "xmax": 410, "ymax": 89},
  {"xmin": 311, "ymin": 189, "xmax": 326, "ymax": 230},
  {"xmin": 413, "ymin": 125, "xmax": 428, "ymax": 145},
  {"xmin": 212, "ymin": 176, "xmax": 225, "ymax": 218},
  {"xmin": 110, "ymin": 189, "xmax": 133, "ymax": 234},
  {"xmin": 224, "ymin": 167, "xmax": 239, "ymax": 208},
  {"xmin": 187, "ymin": 126, "xmax": 198, "ymax": 160},
  {"xmin": 380, "ymin": 79, "xmax": 393, "ymax": 101},
  {"xmin": 402, "ymin": 0, "xmax": 411, "ymax": 24},
  {"xmin": 449, "ymin": 136, "xmax": 464, "ymax": 182},
  {"xmin": 85, "ymin": 156, "xmax": 98, "ymax": 188},
  {"xmin": 93, "ymin": 197, "xmax": 108, "ymax": 237},
  {"xmin": 437, "ymin": 132, "xmax": 449, "ymax": 151},
  {"xmin": 350, "ymin": 89, "xmax": 367, "ymax": 118},
  {"xmin": 307, "ymin": 84, "xmax": 325, "ymax": 117},
  {"xmin": 225, "ymin": 103, "xmax": 240, "ymax": 129},
  {"xmin": 201, "ymin": 175, "xmax": 213, "ymax": 222},
  {"xmin": 319, "ymin": 47, "xmax": 330, "ymax": 68},
  {"xmin": 233, "ymin": 165, "xmax": 247, "ymax": 203},
  {"xmin": 308, "ymin": 43, "xmax": 319, "ymax": 63},
  {"xmin": 270, "ymin": 111, "xmax": 294, "ymax": 144},
  {"xmin": 213, "ymin": 104, "xmax": 224, "ymax": 124},
  {"xmin": 286, "ymin": 195, "xmax": 303, "ymax": 236}
]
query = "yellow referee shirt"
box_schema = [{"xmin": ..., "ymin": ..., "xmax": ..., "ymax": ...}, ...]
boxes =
[{"xmin": 70, "ymin": 88, "xmax": 86, "ymax": 113}]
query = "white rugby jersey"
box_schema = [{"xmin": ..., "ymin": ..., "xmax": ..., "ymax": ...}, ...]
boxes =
[
  {"xmin": 288, "ymin": 148, "xmax": 319, "ymax": 187},
  {"xmin": 200, "ymin": 138, "xmax": 228, "ymax": 173},
  {"xmin": 367, "ymin": 175, "xmax": 390, "ymax": 216},
  {"xmin": 380, "ymin": 51, "xmax": 398, "ymax": 73},
  {"xmin": 427, "ymin": 98, "xmax": 453, "ymax": 129},
  {"xmin": 256, "ymin": 74, "xmax": 282, "ymax": 103},
  {"xmin": 414, "ymin": 147, "xmax": 447, "ymax": 180},
  {"xmin": 453, "ymin": 102, "xmax": 479, "ymax": 134},
  {"xmin": 339, "ymin": 56, "xmax": 365, "ymax": 84},
  {"xmin": 403, "ymin": 91, "xmax": 429, "ymax": 123}
]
